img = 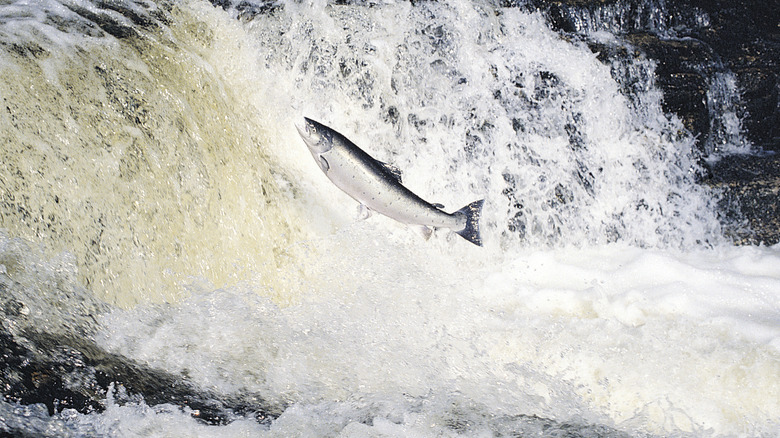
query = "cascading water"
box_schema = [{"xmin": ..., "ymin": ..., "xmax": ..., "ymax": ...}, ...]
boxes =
[
  {"xmin": 0, "ymin": 0, "xmax": 310, "ymax": 306},
  {"xmin": 1, "ymin": 0, "xmax": 778, "ymax": 437},
  {"xmin": 704, "ymin": 71, "xmax": 752, "ymax": 157}
]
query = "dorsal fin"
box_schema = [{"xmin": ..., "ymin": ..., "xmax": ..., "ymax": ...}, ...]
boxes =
[{"xmin": 376, "ymin": 160, "xmax": 403, "ymax": 183}]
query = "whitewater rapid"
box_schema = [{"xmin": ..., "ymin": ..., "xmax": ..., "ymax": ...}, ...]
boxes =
[{"xmin": 0, "ymin": 0, "xmax": 778, "ymax": 436}]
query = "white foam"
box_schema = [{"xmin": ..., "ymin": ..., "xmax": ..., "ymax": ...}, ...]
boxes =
[
  {"xmin": 1, "ymin": 0, "xmax": 777, "ymax": 436},
  {"xmin": 91, "ymin": 228, "xmax": 780, "ymax": 436}
]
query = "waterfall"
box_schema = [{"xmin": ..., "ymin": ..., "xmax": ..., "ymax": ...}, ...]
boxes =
[{"xmin": 0, "ymin": 1, "xmax": 777, "ymax": 437}]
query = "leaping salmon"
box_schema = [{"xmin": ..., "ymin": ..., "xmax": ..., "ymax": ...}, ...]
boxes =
[{"xmin": 296, "ymin": 117, "xmax": 484, "ymax": 246}]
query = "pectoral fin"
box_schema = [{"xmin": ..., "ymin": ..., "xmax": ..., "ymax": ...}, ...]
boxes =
[
  {"xmin": 357, "ymin": 204, "xmax": 372, "ymax": 220},
  {"xmin": 413, "ymin": 225, "xmax": 433, "ymax": 241}
]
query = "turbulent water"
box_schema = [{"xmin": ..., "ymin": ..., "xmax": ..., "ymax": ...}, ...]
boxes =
[{"xmin": 0, "ymin": 0, "xmax": 778, "ymax": 436}]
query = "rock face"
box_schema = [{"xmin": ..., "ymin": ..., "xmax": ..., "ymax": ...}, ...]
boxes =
[
  {"xmin": 0, "ymin": 272, "xmax": 280, "ymax": 432},
  {"xmin": 0, "ymin": 329, "xmax": 279, "ymax": 427},
  {"xmin": 689, "ymin": 0, "xmax": 779, "ymax": 245},
  {"xmin": 513, "ymin": 0, "xmax": 779, "ymax": 244},
  {"xmin": 710, "ymin": 154, "xmax": 780, "ymax": 245},
  {"xmin": 0, "ymin": 318, "xmax": 279, "ymax": 433},
  {"xmin": 691, "ymin": 0, "xmax": 779, "ymax": 151}
]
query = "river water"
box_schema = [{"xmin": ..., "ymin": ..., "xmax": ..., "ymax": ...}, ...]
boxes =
[{"xmin": 0, "ymin": 0, "xmax": 778, "ymax": 436}]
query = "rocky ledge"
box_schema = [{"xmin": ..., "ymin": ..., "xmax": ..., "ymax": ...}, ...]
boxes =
[
  {"xmin": 517, "ymin": 0, "xmax": 779, "ymax": 244},
  {"xmin": 0, "ymin": 324, "xmax": 281, "ymax": 431}
]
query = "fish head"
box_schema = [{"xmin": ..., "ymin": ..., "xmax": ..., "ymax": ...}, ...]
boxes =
[{"xmin": 296, "ymin": 117, "xmax": 335, "ymax": 155}]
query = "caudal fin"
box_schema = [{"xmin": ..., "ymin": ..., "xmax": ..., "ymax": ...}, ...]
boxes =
[{"xmin": 454, "ymin": 199, "xmax": 484, "ymax": 246}]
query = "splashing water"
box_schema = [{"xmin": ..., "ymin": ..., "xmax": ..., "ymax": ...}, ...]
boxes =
[{"xmin": 0, "ymin": 0, "xmax": 778, "ymax": 437}]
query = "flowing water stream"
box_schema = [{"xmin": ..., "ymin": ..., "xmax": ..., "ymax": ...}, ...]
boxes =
[{"xmin": 0, "ymin": 0, "xmax": 778, "ymax": 436}]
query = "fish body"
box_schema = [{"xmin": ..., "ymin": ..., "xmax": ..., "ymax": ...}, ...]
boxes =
[{"xmin": 296, "ymin": 117, "xmax": 483, "ymax": 246}]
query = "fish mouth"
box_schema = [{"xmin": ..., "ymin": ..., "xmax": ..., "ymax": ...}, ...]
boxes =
[
  {"xmin": 295, "ymin": 117, "xmax": 312, "ymax": 139},
  {"xmin": 295, "ymin": 117, "xmax": 332, "ymax": 153},
  {"xmin": 295, "ymin": 118, "xmax": 316, "ymax": 151}
]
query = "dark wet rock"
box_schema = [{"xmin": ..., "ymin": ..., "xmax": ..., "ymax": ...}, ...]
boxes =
[
  {"xmin": 736, "ymin": 67, "xmax": 779, "ymax": 149},
  {"xmin": 0, "ymin": 324, "xmax": 280, "ymax": 432},
  {"xmin": 687, "ymin": 0, "xmax": 779, "ymax": 152},
  {"xmin": 510, "ymin": 0, "xmax": 779, "ymax": 244},
  {"xmin": 709, "ymin": 153, "xmax": 780, "ymax": 245},
  {"xmin": 626, "ymin": 33, "xmax": 716, "ymax": 145}
]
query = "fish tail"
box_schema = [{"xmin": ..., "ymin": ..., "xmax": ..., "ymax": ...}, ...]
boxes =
[{"xmin": 454, "ymin": 199, "xmax": 484, "ymax": 246}]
